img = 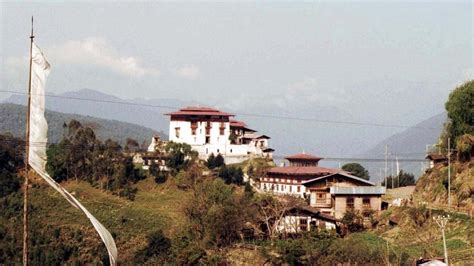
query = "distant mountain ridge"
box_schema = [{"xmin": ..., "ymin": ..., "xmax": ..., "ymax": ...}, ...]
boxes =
[
  {"xmin": 3, "ymin": 89, "xmax": 446, "ymax": 178},
  {"xmin": 360, "ymin": 113, "xmax": 446, "ymax": 179},
  {"xmin": 0, "ymin": 103, "xmax": 165, "ymax": 146},
  {"xmin": 4, "ymin": 89, "xmax": 197, "ymax": 134}
]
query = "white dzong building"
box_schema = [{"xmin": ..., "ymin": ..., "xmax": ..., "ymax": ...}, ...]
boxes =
[{"xmin": 165, "ymin": 106, "xmax": 273, "ymax": 164}]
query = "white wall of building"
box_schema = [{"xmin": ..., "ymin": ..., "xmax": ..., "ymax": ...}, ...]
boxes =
[
  {"xmin": 169, "ymin": 120, "xmax": 231, "ymax": 146},
  {"xmin": 260, "ymin": 178, "xmax": 307, "ymax": 198},
  {"xmin": 168, "ymin": 119, "xmax": 272, "ymax": 164},
  {"xmin": 277, "ymin": 215, "xmax": 336, "ymax": 233}
]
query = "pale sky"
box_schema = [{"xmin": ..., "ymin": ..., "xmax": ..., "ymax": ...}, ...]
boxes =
[{"xmin": 1, "ymin": 1, "xmax": 473, "ymax": 127}]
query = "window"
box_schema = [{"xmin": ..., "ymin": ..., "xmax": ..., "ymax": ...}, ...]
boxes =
[
  {"xmin": 191, "ymin": 121, "xmax": 197, "ymax": 135},
  {"xmin": 346, "ymin": 197, "xmax": 355, "ymax": 210},
  {"xmin": 363, "ymin": 198, "xmax": 371, "ymax": 208},
  {"xmin": 175, "ymin": 127, "xmax": 180, "ymax": 138},
  {"xmin": 219, "ymin": 122, "xmax": 225, "ymax": 135},
  {"xmin": 230, "ymin": 149, "xmax": 233, "ymax": 153},
  {"xmin": 297, "ymin": 186, "xmax": 300, "ymax": 192},
  {"xmin": 205, "ymin": 136, "xmax": 210, "ymax": 144},
  {"xmin": 299, "ymin": 218, "xmax": 308, "ymax": 231}
]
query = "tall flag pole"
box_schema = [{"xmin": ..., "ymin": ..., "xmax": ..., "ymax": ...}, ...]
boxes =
[
  {"xmin": 23, "ymin": 16, "xmax": 34, "ymax": 266},
  {"xmin": 24, "ymin": 18, "xmax": 118, "ymax": 265}
]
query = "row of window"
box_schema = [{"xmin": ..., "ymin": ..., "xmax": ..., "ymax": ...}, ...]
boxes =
[
  {"xmin": 190, "ymin": 121, "xmax": 226, "ymax": 136},
  {"xmin": 346, "ymin": 197, "xmax": 371, "ymax": 209},
  {"xmin": 175, "ymin": 126, "xmax": 226, "ymax": 139},
  {"xmin": 262, "ymin": 183, "xmax": 303, "ymax": 193}
]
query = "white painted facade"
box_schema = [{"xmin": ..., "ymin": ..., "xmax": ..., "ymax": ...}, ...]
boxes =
[
  {"xmin": 167, "ymin": 110, "xmax": 272, "ymax": 164},
  {"xmin": 277, "ymin": 215, "xmax": 336, "ymax": 233},
  {"xmin": 260, "ymin": 177, "xmax": 308, "ymax": 198}
]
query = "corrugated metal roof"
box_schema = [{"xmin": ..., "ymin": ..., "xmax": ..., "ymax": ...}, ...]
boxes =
[
  {"xmin": 302, "ymin": 172, "xmax": 374, "ymax": 186},
  {"xmin": 330, "ymin": 186, "xmax": 386, "ymax": 195}
]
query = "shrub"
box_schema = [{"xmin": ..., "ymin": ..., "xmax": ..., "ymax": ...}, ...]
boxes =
[
  {"xmin": 0, "ymin": 170, "xmax": 20, "ymax": 197},
  {"xmin": 135, "ymin": 230, "xmax": 171, "ymax": 263},
  {"xmin": 150, "ymin": 161, "xmax": 167, "ymax": 184},
  {"xmin": 407, "ymin": 205, "xmax": 430, "ymax": 227},
  {"xmin": 456, "ymin": 134, "xmax": 474, "ymax": 162},
  {"xmin": 341, "ymin": 210, "xmax": 365, "ymax": 233},
  {"xmin": 206, "ymin": 153, "xmax": 225, "ymax": 170},
  {"xmin": 218, "ymin": 166, "xmax": 244, "ymax": 185}
]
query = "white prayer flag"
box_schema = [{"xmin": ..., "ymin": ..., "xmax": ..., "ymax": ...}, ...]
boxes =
[{"xmin": 28, "ymin": 42, "xmax": 118, "ymax": 265}]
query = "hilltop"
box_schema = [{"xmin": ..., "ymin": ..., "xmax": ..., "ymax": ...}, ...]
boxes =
[{"xmin": 0, "ymin": 103, "xmax": 166, "ymax": 145}]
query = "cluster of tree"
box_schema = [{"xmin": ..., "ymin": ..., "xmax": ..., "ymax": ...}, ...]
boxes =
[
  {"xmin": 382, "ymin": 170, "xmax": 416, "ymax": 188},
  {"xmin": 342, "ymin": 163, "xmax": 370, "ymax": 180},
  {"xmin": 217, "ymin": 166, "xmax": 244, "ymax": 185},
  {"xmin": 163, "ymin": 141, "xmax": 198, "ymax": 174},
  {"xmin": 206, "ymin": 153, "xmax": 224, "ymax": 169},
  {"xmin": 46, "ymin": 120, "xmax": 146, "ymax": 200},
  {"xmin": 0, "ymin": 134, "xmax": 23, "ymax": 198},
  {"xmin": 441, "ymin": 80, "xmax": 473, "ymax": 161}
]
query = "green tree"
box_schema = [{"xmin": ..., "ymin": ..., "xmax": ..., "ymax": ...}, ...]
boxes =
[
  {"xmin": 0, "ymin": 170, "xmax": 20, "ymax": 197},
  {"xmin": 214, "ymin": 154, "xmax": 225, "ymax": 168},
  {"xmin": 150, "ymin": 161, "xmax": 167, "ymax": 184},
  {"xmin": 341, "ymin": 210, "xmax": 365, "ymax": 233},
  {"xmin": 444, "ymin": 80, "xmax": 474, "ymax": 147},
  {"xmin": 206, "ymin": 153, "xmax": 216, "ymax": 169},
  {"xmin": 165, "ymin": 142, "xmax": 197, "ymax": 173},
  {"xmin": 383, "ymin": 170, "xmax": 415, "ymax": 188},
  {"xmin": 456, "ymin": 134, "xmax": 474, "ymax": 162},
  {"xmin": 342, "ymin": 163, "xmax": 370, "ymax": 180},
  {"xmin": 125, "ymin": 138, "xmax": 139, "ymax": 153},
  {"xmin": 0, "ymin": 134, "xmax": 24, "ymax": 197},
  {"xmin": 184, "ymin": 178, "xmax": 246, "ymax": 247},
  {"xmin": 0, "ymin": 133, "xmax": 24, "ymax": 172},
  {"xmin": 218, "ymin": 166, "xmax": 244, "ymax": 185}
]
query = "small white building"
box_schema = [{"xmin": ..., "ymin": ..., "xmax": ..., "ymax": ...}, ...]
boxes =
[
  {"xmin": 165, "ymin": 107, "xmax": 273, "ymax": 164},
  {"xmin": 277, "ymin": 206, "xmax": 338, "ymax": 233}
]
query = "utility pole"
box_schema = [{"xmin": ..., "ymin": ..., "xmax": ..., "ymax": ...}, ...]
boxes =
[
  {"xmin": 434, "ymin": 215, "xmax": 450, "ymax": 266},
  {"xmin": 396, "ymin": 157, "xmax": 400, "ymax": 188},
  {"xmin": 384, "ymin": 145, "xmax": 389, "ymax": 188},
  {"xmin": 391, "ymin": 159, "xmax": 394, "ymax": 189},
  {"xmin": 447, "ymin": 138, "xmax": 451, "ymax": 209}
]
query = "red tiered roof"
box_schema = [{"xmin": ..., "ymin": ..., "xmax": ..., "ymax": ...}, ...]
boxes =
[
  {"xmin": 165, "ymin": 106, "xmax": 234, "ymax": 117},
  {"xmin": 267, "ymin": 166, "xmax": 338, "ymax": 176},
  {"xmin": 285, "ymin": 153, "xmax": 322, "ymax": 161},
  {"xmin": 230, "ymin": 119, "xmax": 257, "ymax": 132},
  {"xmin": 229, "ymin": 119, "xmax": 247, "ymax": 128}
]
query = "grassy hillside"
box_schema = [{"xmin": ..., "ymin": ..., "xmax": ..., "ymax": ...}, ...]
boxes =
[
  {"xmin": 414, "ymin": 160, "xmax": 474, "ymax": 211},
  {"xmin": 1, "ymin": 174, "xmax": 190, "ymax": 264},
  {"xmin": 0, "ymin": 103, "xmax": 167, "ymax": 146},
  {"xmin": 377, "ymin": 206, "xmax": 474, "ymax": 263},
  {"xmin": 2, "ymin": 171, "xmax": 474, "ymax": 264}
]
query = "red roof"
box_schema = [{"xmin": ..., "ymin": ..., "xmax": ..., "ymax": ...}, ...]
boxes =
[
  {"xmin": 267, "ymin": 166, "xmax": 338, "ymax": 176},
  {"xmin": 165, "ymin": 106, "xmax": 234, "ymax": 117},
  {"xmin": 230, "ymin": 120, "xmax": 247, "ymax": 128},
  {"xmin": 285, "ymin": 153, "xmax": 322, "ymax": 161}
]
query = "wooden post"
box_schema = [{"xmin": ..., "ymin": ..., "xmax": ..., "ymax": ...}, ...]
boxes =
[{"xmin": 23, "ymin": 16, "xmax": 34, "ymax": 266}]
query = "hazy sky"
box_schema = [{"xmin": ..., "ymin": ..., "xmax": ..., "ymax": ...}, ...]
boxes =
[{"xmin": 1, "ymin": 1, "xmax": 473, "ymax": 127}]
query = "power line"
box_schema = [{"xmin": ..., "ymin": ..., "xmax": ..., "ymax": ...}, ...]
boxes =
[
  {"xmin": 0, "ymin": 138, "xmax": 427, "ymax": 162},
  {"xmin": 0, "ymin": 89, "xmax": 440, "ymax": 130}
]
